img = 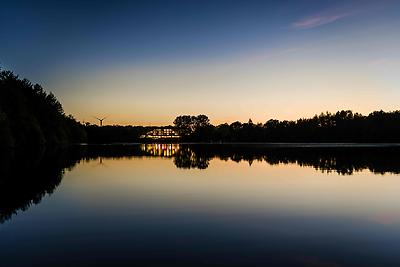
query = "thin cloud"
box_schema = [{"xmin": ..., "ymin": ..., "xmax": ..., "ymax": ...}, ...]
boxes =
[
  {"xmin": 368, "ymin": 58, "xmax": 389, "ymax": 67},
  {"xmin": 292, "ymin": 12, "xmax": 351, "ymax": 29}
]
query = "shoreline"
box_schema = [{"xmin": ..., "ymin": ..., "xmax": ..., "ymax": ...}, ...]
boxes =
[{"xmin": 77, "ymin": 142, "xmax": 400, "ymax": 148}]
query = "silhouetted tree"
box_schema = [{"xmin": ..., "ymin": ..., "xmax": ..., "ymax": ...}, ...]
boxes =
[
  {"xmin": 173, "ymin": 115, "xmax": 194, "ymax": 136},
  {"xmin": 174, "ymin": 114, "xmax": 211, "ymax": 139},
  {"xmin": 0, "ymin": 69, "xmax": 87, "ymax": 146}
]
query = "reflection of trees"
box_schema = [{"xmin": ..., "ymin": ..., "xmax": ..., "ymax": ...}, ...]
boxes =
[
  {"xmin": 174, "ymin": 145, "xmax": 400, "ymax": 175},
  {"xmin": 173, "ymin": 147, "xmax": 209, "ymax": 169},
  {"xmin": 260, "ymin": 147, "xmax": 400, "ymax": 175},
  {"xmin": 0, "ymin": 146, "xmax": 85, "ymax": 223},
  {"xmin": 3, "ymin": 144, "xmax": 400, "ymax": 223}
]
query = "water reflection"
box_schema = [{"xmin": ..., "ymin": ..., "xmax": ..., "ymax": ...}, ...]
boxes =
[
  {"xmin": 0, "ymin": 146, "xmax": 85, "ymax": 223},
  {"xmin": 174, "ymin": 146, "xmax": 209, "ymax": 169},
  {"xmin": 2, "ymin": 144, "xmax": 400, "ymax": 223},
  {"xmin": 143, "ymin": 144, "xmax": 400, "ymax": 175},
  {"xmin": 141, "ymin": 143, "xmax": 180, "ymax": 157},
  {"xmin": 2, "ymin": 144, "xmax": 400, "ymax": 267}
]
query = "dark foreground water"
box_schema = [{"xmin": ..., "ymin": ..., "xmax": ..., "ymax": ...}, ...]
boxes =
[{"xmin": 2, "ymin": 144, "xmax": 400, "ymax": 267}]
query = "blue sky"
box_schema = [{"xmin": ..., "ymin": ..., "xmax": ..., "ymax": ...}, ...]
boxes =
[{"xmin": 1, "ymin": 0, "xmax": 400, "ymax": 125}]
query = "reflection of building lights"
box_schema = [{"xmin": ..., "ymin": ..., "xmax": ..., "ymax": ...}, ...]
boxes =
[{"xmin": 140, "ymin": 144, "xmax": 180, "ymax": 157}]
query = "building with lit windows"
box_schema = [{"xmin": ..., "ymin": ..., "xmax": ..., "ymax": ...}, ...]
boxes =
[{"xmin": 140, "ymin": 127, "xmax": 180, "ymax": 139}]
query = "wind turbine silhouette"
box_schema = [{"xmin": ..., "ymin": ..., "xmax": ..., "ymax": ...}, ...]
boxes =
[{"xmin": 93, "ymin": 116, "xmax": 107, "ymax": 126}]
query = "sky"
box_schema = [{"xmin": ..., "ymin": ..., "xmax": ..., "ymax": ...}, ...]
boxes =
[{"xmin": 1, "ymin": 0, "xmax": 400, "ymax": 125}]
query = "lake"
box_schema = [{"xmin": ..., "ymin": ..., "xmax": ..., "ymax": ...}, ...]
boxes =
[{"xmin": 1, "ymin": 144, "xmax": 400, "ymax": 266}]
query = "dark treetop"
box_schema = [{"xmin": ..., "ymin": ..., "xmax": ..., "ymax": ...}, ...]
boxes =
[{"xmin": 0, "ymin": 70, "xmax": 86, "ymax": 147}]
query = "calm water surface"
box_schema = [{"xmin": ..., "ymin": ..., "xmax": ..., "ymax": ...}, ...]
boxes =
[{"xmin": 1, "ymin": 144, "xmax": 400, "ymax": 266}]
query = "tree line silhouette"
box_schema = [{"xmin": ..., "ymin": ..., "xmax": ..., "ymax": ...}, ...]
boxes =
[
  {"xmin": 84, "ymin": 125, "xmax": 148, "ymax": 144},
  {"xmin": 3, "ymin": 69, "xmax": 400, "ymax": 145},
  {"xmin": 84, "ymin": 112, "xmax": 400, "ymax": 144},
  {"xmin": 173, "ymin": 111, "xmax": 400, "ymax": 143},
  {"xmin": 0, "ymin": 70, "xmax": 87, "ymax": 147}
]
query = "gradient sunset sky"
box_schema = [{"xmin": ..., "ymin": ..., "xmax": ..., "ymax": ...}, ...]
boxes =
[{"xmin": 1, "ymin": 0, "xmax": 399, "ymax": 125}]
